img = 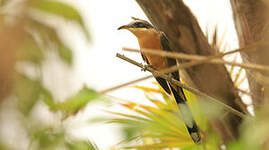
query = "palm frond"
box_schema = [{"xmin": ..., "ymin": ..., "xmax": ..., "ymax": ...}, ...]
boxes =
[{"xmin": 109, "ymin": 83, "xmax": 217, "ymax": 149}]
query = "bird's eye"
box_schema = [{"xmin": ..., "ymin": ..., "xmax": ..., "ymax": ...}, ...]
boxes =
[{"xmin": 134, "ymin": 22, "xmax": 145, "ymax": 28}]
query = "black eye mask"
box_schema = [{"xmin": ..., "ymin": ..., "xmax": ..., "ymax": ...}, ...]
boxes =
[{"xmin": 132, "ymin": 22, "xmax": 153, "ymax": 29}]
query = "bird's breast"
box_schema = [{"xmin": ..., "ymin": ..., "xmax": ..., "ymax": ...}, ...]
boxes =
[{"xmin": 138, "ymin": 35, "xmax": 168, "ymax": 71}]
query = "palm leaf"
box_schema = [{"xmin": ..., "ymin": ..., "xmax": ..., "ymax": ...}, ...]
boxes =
[{"xmin": 109, "ymin": 83, "xmax": 213, "ymax": 149}]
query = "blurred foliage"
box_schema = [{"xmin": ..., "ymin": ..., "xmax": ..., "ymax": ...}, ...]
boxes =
[
  {"xmin": 15, "ymin": 72, "xmax": 44, "ymax": 115},
  {"xmin": 110, "ymin": 83, "xmax": 269, "ymax": 150},
  {"xmin": 0, "ymin": 143, "xmax": 12, "ymax": 150},
  {"xmin": 0, "ymin": 0, "xmax": 99, "ymax": 150},
  {"xmin": 31, "ymin": 0, "xmax": 90, "ymax": 40},
  {"xmin": 28, "ymin": 126, "xmax": 98, "ymax": 150},
  {"xmin": 229, "ymin": 108, "xmax": 269, "ymax": 150},
  {"xmin": 53, "ymin": 87, "xmax": 99, "ymax": 118},
  {"xmin": 109, "ymin": 85, "xmax": 221, "ymax": 149}
]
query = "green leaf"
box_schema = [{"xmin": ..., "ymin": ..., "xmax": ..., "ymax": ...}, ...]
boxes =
[
  {"xmin": 66, "ymin": 140, "xmax": 98, "ymax": 150},
  {"xmin": 57, "ymin": 43, "xmax": 73, "ymax": 65},
  {"xmin": 120, "ymin": 102, "xmax": 187, "ymax": 137},
  {"xmin": 0, "ymin": 0, "xmax": 9, "ymax": 6},
  {"xmin": 28, "ymin": 19, "xmax": 73, "ymax": 65},
  {"xmin": 122, "ymin": 126, "xmax": 139, "ymax": 139},
  {"xmin": 87, "ymin": 116, "xmax": 112, "ymax": 124},
  {"xmin": 227, "ymin": 141, "xmax": 244, "ymax": 150},
  {"xmin": 112, "ymin": 84, "xmax": 212, "ymax": 149},
  {"xmin": 31, "ymin": 0, "xmax": 90, "ymax": 40},
  {"xmin": 40, "ymin": 87, "xmax": 55, "ymax": 109},
  {"xmin": 238, "ymin": 109, "xmax": 269, "ymax": 150},
  {"xmin": 16, "ymin": 33, "xmax": 44, "ymax": 64},
  {"xmin": 32, "ymin": 128, "xmax": 65, "ymax": 149},
  {"xmin": 227, "ymin": 140, "xmax": 262, "ymax": 150},
  {"xmin": 125, "ymin": 142, "xmax": 193, "ymax": 150},
  {"xmin": 54, "ymin": 87, "xmax": 99, "ymax": 116},
  {"xmin": 0, "ymin": 143, "xmax": 12, "ymax": 150},
  {"xmin": 15, "ymin": 73, "xmax": 42, "ymax": 115}
]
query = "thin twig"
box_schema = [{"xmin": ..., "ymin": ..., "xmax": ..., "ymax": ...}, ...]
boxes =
[
  {"xmin": 122, "ymin": 47, "xmax": 269, "ymax": 72},
  {"xmin": 116, "ymin": 53, "xmax": 246, "ymax": 118},
  {"xmin": 100, "ymin": 75, "xmax": 152, "ymax": 94}
]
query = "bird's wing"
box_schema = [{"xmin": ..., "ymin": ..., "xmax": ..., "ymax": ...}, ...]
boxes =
[
  {"xmin": 155, "ymin": 77, "xmax": 171, "ymax": 94},
  {"xmin": 141, "ymin": 53, "xmax": 149, "ymax": 64},
  {"xmin": 160, "ymin": 32, "xmax": 180, "ymax": 81},
  {"xmin": 160, "ymin": 32, "xmax": 186, "ymax": 96},
  {"xmin": 141, "ymin": 52, "xmax": 171, "ymax": 94}
]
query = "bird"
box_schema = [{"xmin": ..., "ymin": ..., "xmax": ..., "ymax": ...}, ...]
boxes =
[{"xmin": 118, "ymin": 17, "xmax": 201, "ymax": 144}]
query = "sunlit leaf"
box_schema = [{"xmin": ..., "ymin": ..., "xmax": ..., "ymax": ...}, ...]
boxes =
[
  {"xmin": 40, "ymin": 86, "xmax": 55, "ymax": 109},
  {"xmin": 15, "ymin": 73, "xmax": 42, "ymax": 115},
  {"xmin": 32, "ymin": 128, "xmax": 65, "ymax": 149},
  {"xmin": 87, "ymin": 116, "xmax": 112, "ymax": 124},
  {"xmin": 125, "ymin": 141, "xmax": 193, "ymax": 149},
  {"xmin": 16, "ymin": 33, "xmax": 44, "ymax": 64},
  {"xmin": 0, "ymin": 143, "xmax": 12, "ymax": 150},
  {"xmin": 110, "ymin": 100, "xmax": 194, "ymax": 148},
  {"xmin": 227, "ymin": 140, "xmax": 262, "ymax": 150},
  {"xmin": 110, "ymin": 83, "xmax": 215, "ymax": 149},
  {"xmin": 31, "ymin": 0, "xmax": 90, "ymax": 40},
  {"xmin": 54, "ymin": 87, "xmax": 99, "ymax": 116},
  {"xmin": 58, "ymin": 44, "xmax": 73, "ymax": 65},
  {"xmin": 181, "ymin": 145, "xmax": 203, "ymax": 150},
  {"xmin": 120, "ymin": 101, "xmax": 187, "ymax": 136},
  {"xmin": 139, "ymin": 105, "xmax": 186, "ymax": 133},
  {"xmin": 134, "ymin": 85, "xmax": 161, "ymax": 93},
  {"xmin": 66, "ymin": 140, "xmax": 98, "ymax": 150},
  {"xmin": 122, "ymin": 126, "xmax": 139, "ymax": 139},
  {"xmin": 238, "ymin": 109, "xmax": 269, "ymax": 150},
  {"xmin": 227, "ymin": 141, "xmax": 245, "ymax": 150},
  {"xmin": 28, "ymin": 19, "xmax": 73, "ymax": 65},
  {"xmin": 107, "ymin": 111, "xmax": 149, "ymax": 122},
  {"xmin": 156, "ymin": 84, "xmax": 178, "ymax": 109},
  {"xmin": 0, "ymin": 0, "xmax": 9, "ymax": 6},
  {"xmin": 183, "ymin": 89, "xmax": 208, "ymax": 131}
]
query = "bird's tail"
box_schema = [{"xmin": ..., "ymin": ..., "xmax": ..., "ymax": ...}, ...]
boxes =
[{"xmin": 169, "ymin": 85, "xmax": 201, "ymax": 144}]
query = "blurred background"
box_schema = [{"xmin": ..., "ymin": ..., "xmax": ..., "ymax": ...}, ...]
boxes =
[{"xmin": 0, "ymin": 0, "xmax": 247, "ymax": 149}]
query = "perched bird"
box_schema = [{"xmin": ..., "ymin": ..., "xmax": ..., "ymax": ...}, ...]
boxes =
[{"xmin": 118, "ymin": 17, "xmax": 201, "ymax": 144}]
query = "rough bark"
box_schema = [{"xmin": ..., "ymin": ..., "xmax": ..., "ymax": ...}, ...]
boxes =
[
  {"xmin": 136, "ymin": 0, "xmax": 247, "ymax": 143},
  {"xmin": 230, "ymin": 0, "xmax": 269, "ymax": 109}
]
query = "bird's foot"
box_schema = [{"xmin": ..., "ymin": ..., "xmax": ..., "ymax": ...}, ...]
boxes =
[{"xmin": 141, "ymin": 64, "xmax": 153, "ymax": 71}]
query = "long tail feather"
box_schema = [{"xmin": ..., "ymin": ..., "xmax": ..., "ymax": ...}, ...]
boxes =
[{"xmin": 170, "ymin": 85, "xmax": 201, "ymax": 144}]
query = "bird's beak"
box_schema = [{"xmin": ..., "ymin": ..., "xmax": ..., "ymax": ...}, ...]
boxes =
[{"xmin": 118, "ymin": 25, "xmax": 131, "ymax": 30}]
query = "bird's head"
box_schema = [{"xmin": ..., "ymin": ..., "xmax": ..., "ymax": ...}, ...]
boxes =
[{"xmin": 118, "ymin": 17, "xmax": 157, "ymax": 38}]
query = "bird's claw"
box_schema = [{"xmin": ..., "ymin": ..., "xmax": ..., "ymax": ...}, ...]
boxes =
[{"xmin": 141, "ymin": 64, "xmax": 152, "ymax": 71}]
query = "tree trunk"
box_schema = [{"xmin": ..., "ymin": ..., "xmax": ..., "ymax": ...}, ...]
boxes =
[{"xmin": 230, "ymin": 0, "xmax": 269, "ymax": 109}]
